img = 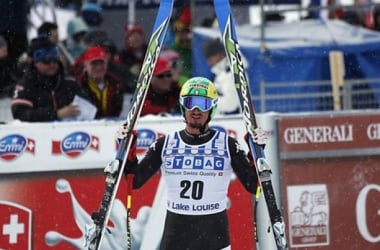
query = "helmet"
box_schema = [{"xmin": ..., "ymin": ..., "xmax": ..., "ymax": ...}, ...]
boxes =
[{"xmin": 179, "ymin": 77, "xmax": 218, "ymax": 118}]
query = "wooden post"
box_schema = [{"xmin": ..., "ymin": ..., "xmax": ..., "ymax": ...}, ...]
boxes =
[{"xmin": 329, "ymin": 51, "xmax": 345, "ymax": 110}]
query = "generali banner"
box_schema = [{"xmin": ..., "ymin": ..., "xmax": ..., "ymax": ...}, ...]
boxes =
[
  {"xmin": 278, "ymin": 111, "xmax": 380, "ymax": 250},
  {"xmin": 279, "ymin": 112, "xmax": 380, "ymax": 156}
]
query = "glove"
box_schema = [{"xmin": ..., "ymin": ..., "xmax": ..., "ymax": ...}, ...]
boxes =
[
  {"xmin": 245, "ymin": 127, "xmax": 268, "ymax": 146},
  {"xmin": 127, "ymin": 130, "xmax": 138, "ymax": 162},
  {"xmin": 115, "ymin": 124, "xmax": 128, "ymax": 141},
  {"xmin": 244, "ymin": 127, "xmax": 268, "ymax": 167}
]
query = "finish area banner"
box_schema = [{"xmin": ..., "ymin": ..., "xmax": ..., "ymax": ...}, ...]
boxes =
[{"xmin": 0, "ymin": 116, "xmax": 259, "ymax": 250}]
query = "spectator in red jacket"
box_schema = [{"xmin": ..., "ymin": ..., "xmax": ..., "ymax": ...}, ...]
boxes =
[
  {"xmin": 77, "ymin": 46, "xmax": 124, "ymax": 119},
  {"xmin": 141, "ymin": 57, "xmax": 180, "ymax": 116}
]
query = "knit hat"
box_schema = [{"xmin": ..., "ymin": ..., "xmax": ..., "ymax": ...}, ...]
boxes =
[
  {"xmin": 154, "ymin": 58, "xmax": 171, "ymax": 76},
  {"xmin": 84, "ymin": 46, "xmax": 108, "ymax": 63},
  {"xmin": 81, "ymin": 2, "xmax": 102, "ymax": 13},
  {"xmin": 81, "ymin": 3, "xmax": 103, "ymax": 27},
  {"xmin": 202, "ymin": 38, "xmax": 225, "ymax": 59},
  {"xmin": 29, "ymin": 35, "xmax": 59, "ymax": 62}
]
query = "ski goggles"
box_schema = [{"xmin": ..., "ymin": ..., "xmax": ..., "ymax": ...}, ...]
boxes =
[
  {"xmin": 33, "ymin": 47, "xmax": 59, "ymax": 63},
  {"xmin": 181, "ymin": 96, "xmax": 214, "ymax": 112}
]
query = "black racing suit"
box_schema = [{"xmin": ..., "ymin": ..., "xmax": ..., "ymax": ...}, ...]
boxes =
[{"xmin": 126, "ymin": 128, "xmax": 258, "ymax": 250}]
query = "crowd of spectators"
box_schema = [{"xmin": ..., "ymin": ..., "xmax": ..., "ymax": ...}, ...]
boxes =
[
  {"xmin": 5, "ymin": 1, "xmax": 380, "ymax": 123},
  {"xmin": 0, "ymin": 1, "xmax": 260, "ymax": 124},
  {"xmin": 0, "ymin": 3, "xmax": 196, "ymax": 123}
]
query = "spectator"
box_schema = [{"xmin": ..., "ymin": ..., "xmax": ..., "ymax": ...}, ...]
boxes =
[
  {"xmin": 80, "ymin": 2, "xmax": 103, "ymax": 31},
  {"xmin": 38, "ymin": 21, "xmax": 74, "ymax": 73},
  {"xmin": 0, "ymin": 0, "xmax": 29, "ymax": 68},
  {"xmin": 11, "ymin": 36, "xmax": 86, "ymax": 122},
  {"xmin": 70, "ymin": 30, "xmax": 135, "ymax": 93},
  {"xmin": 118, "ymin": 22, "xmax": 148, "ymax": 83},
  {"xmin": 66, "ymin": 16, "xmax": 89, "ymax": 60},
  {"xmin": 160, "ymin": 49, "xmax": 182, "ymax": 83},
  {"xmin": 77, "ymin": 46, "xmax": 124, "ymax": 119},
  {"xmin": 0, "ymin": 35, "xmax": 18, "ymax": 97},
  {"xmin": 37, "ymin": 22, "xmax": 59, "ymax": 45},
  {"xmin": 171, "ymin": 7, "xmax": 192, "ymax": 86},
  {"xmin": 69, "ymin": 29, "xmax": 110, "ymax": 79},
  {"xmin": 141, "ymin": 57, "xmax": 180, "ymax": 116},
  {"xmin": 202, "ymin": 38, "xmax": 241, "ymax": 115}
]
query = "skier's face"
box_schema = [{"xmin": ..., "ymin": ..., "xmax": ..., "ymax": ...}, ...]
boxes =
[{"xmin": 185, "ymin": 108, "xmax": 209, "ymax": 133}]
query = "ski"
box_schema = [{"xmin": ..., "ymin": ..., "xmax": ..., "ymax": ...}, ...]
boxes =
[
  {"xmin": 84, "ymin": 1, "xmax": 174, "ymax": 249},
  {"xmin": 213, "ymin": 0, "xmax": 288, "ymax": 249}
]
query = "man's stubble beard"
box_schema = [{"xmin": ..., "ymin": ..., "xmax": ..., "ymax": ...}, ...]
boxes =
[{"xmin": 188, "ymin": 121, "xmax": 203, "ymax": 129}]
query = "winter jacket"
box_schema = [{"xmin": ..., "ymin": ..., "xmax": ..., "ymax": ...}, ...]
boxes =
[
  {"xmin": 141, "ymin": 81, "xmax": 180, "ymax": 116},
  {"xmin": 11, "ymin": 63, "xmax": 87, "ymax": 122},
  {"xmin": 77, "ymin": 71, "xmax": 124, "ymax": 119}
]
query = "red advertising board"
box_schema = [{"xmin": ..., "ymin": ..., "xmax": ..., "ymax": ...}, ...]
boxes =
[
  {"xmin": 0, "ymin": 116, "xmax": 258, "ymax": 249},
  {"xmin": 0, "ymin": 170, "xmax": 254, "ymax": 250},
  {"xmin": 278, "ymin": 112, "xmax": 380, "ymax": 249}
]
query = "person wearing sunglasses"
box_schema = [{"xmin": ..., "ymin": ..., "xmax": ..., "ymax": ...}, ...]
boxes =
[
  {"xmin": 11, "ymin": 36, "xmax": 88, "ymax": 122},
  {"xmin": 140, "ymin": 57, "xmax": 181, "ymax": 116},
  {"xmin": 119, "ymin": 77, "xmax": 266, "ymax": 249}
]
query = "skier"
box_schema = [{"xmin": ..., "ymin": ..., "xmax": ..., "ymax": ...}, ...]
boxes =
[{"xmin": 120, "ymin": 76, "xmax": 267, "ymax": 249}]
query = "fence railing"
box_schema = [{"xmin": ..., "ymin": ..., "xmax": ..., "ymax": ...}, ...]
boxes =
[
  {"xmin": 253, "ymin": 78, "xmax": 380, "ymax": 113},
  {"xmin": 1, "ymin": 78, "xmax": 379, "ymax": 123}
]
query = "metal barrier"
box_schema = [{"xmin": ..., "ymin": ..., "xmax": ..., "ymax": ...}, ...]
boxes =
[
  {"xmin": 0, "ymin": 94, "xmax": 134, "ymax": 124},
  {"xmin": 1, "ymin": 79, "xmax": 379, "ymax": 123},
  {"xmin": 254, "ymin": 78, "xmax": 380, "ymax": 113}
]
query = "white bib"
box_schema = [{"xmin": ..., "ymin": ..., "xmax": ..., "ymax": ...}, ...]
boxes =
[{"xmin": 161, "ymin": 131, "xmax": 232, "ymax": 215}]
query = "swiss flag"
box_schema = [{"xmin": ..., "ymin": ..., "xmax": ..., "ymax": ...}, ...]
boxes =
[
  {"xmin": 90, "ymin": 135, "xmax": 99, "ymax": 150},
  {"xmin": 0, "ymin": 201, "xmax": 31, "ymax": 250},
  {"xmin": 25, "ymin": 139, "xmax": 35, "ymax": 154}
]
